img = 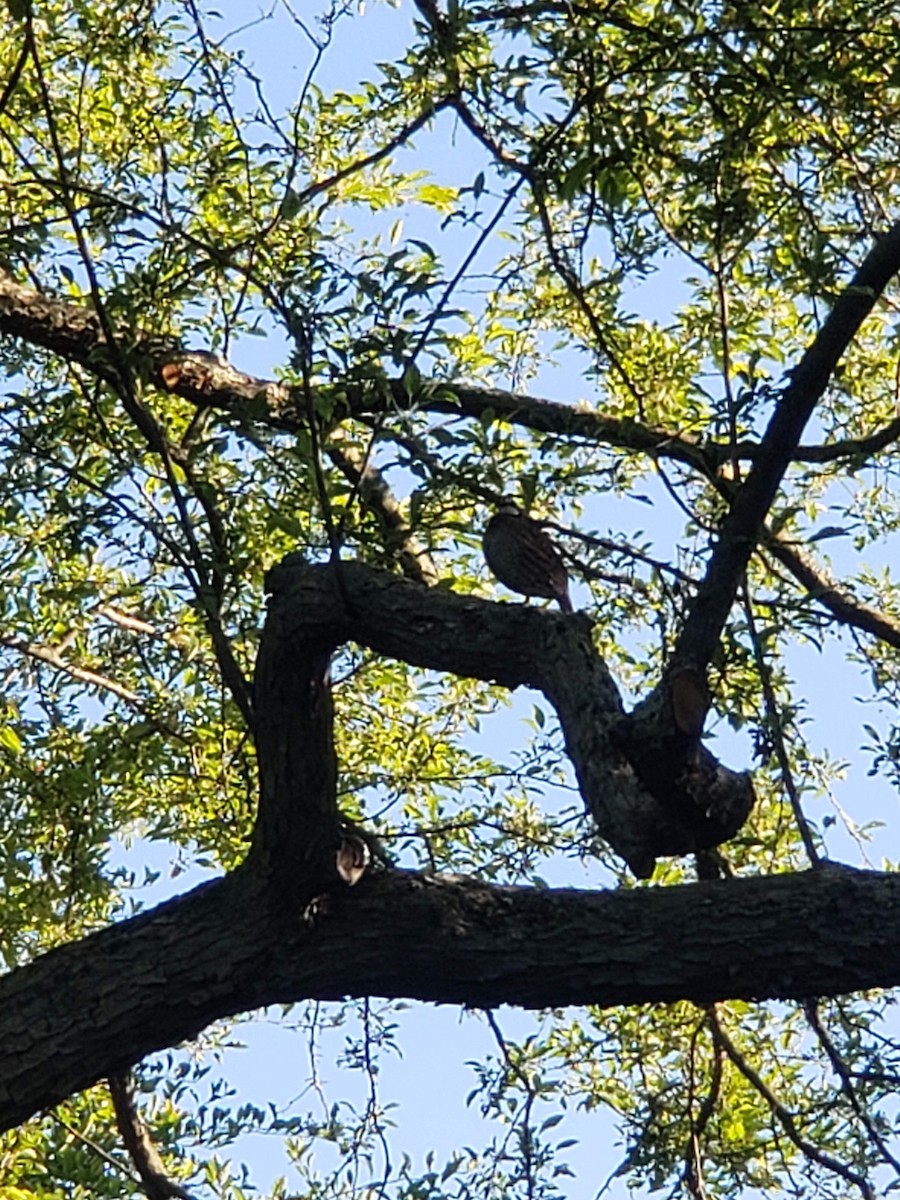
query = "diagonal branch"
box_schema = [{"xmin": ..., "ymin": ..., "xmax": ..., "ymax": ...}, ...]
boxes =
[
  {"xmin": 327, "ymin": 436, "xmax": 440, "ymax": 586},
  {"xmin": 674, "ymin": 221, "xmax": 900, "ymax": 671},
  {"xmin": 709, "ymin": 1007, "xmax": 875, "ymax": 1199},
  {"xmin": 762, "ymin": 531, "xmax": 900, "ymax": 649},
  {"xmin": 803, "ymin": 1000, "xmax": 900, "ymax": 1179},
  {"xmin": 0, "ymin": 633, "xmax": 183, "ymax": 737},
  {"xmin": 108, "ymin": 1072, "xmax": 194, "ymax": 1200}
]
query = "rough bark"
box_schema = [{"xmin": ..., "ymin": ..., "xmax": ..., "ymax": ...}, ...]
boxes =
[
  {"xmin": 260, "ymin": 557, "xmax": 752, "ymax": 877},
  {"xmin": 1, "ymin": 864, "xmax": 898, "ymax": 1132}
]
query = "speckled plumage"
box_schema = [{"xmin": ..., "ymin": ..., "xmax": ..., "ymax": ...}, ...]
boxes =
[{"xmin": 482, "ymin": 502, "xmax": 573, "ymax": 613}]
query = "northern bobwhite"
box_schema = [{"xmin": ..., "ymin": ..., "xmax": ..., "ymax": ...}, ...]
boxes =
[{"xmin": 482, "ymin": 500, "xmax": 573, "ymax": 613}]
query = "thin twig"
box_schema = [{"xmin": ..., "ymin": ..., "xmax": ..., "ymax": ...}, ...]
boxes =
[
  {"xmin": 709, "ymin": 1008, "xmax": 875, "ymax": 1200},
  {"xmin": 740, "ymin": 584, "xmax": 821, "ymax": 866},
  {"xmin": 804, "ymin": 999, "xmax": 900, "ymax": 1179},
  {"xmin": 485, "ymin": 1010, "xmax": 537, "ymax": 1200},
  {"xmin": 25, "ymin": 18, "xmax": 253, "ymax": 728}
]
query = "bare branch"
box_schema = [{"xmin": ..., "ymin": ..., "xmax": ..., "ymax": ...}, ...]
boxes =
[
  {"xmin": 803, "ymin": 1000, "xmax": 900, "ymax": 1180},
  {"xmin": 108, "ymin": 1072, "xmax": 194, "ymax": 1200},
  {"xmin": 741, "ymin": 589, "xmax": 821, "ymax": 867},
  {"xmin": 763, "ymin": 532, "xmax": 900, "ymax": 650},
  {"xmin": 327, "ymin": 436, "xmax": 440, "ymax": 586},
  {"xmin": 0, "ymin": 633, "xmax": 183, "ymax": 738}
]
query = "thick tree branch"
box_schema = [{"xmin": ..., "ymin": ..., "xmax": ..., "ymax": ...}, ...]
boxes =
[
  {"xmin": 260, "ymin": 558, "xmax": 752, "ymax": 876},
  {"xmin": 675, "ymin": 222, "xmax": 900, "ymax": 670},
  {"xmin": 250, "ymin": 587, "xmax": 343, "ymax": 892},
  {"xmin": 2, "ymin": 864, "xmax": 900, "ymax": 1133}
]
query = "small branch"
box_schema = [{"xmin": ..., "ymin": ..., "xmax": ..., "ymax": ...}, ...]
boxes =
[
  {"xmin": 406, "ymin": 172, "xmax": 526, "ymax": 366},
  {"xmin": 709, "ymin": 1008, "xmax": 875, "ymax": 1200},
  {"xmin": 803, "ymin": 1000, "xmax": 900, "ymax": 1180},
  {"xmin": 682, "ymin": 1007, "xmax": 722, "ymax": 1200},
  {"xmin": 549, "ymin": 522, "xmax": 695, "ymax": 585},
  {"xmin": 486, "ymin": 1010, "xmax": 538, "ymax": 1200},
  {"xmin": 15, "ymin": 25, "xmax": 252, "ymax": 727},
  {"xmin": 327, "ymin": 437, "xmax": 439, "ymax": 586},
  {"xmin": 95, "ymin": 604, "xmax": 159, "ymax": 638},
  {"xmin": 289, "ymin": 96, "xmax": 454, "ymax": 212},
  {"xmin": 0, "ymin": 35, "xmax": 29, "ymax": 119},
  {"xmin": 0, "ymin": 634, "xmax": 140, "ymax": 705},
  {"xmin": 763, "ymin": 531, "xmax": 900, "ymax": 650},
  {"xmin": 0, "ymin": 633, "xmax": 182, "ymax": 738},
  {"xmin": 741, "ymin": 588, "xmax": 821, "ymax": 867},
  {"xmin": 108, "ymin": 1071, "xmax": 195, "ymax": 1200},
  {"xmin": 733, "ymin": 415, "xmax": 900, "ymax": 467},
  {"xmin": 48, "ymin": 1108, "xmax": 139, "ymax": 1184}
]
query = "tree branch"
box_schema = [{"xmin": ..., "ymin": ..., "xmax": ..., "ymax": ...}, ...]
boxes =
[
  {"xmin": 709, "ymin": 1007, "xmax": 875, "ymax": 1199},
  {"xmin": 108, "ymin": 1071, "xmax": 194, "ymax": 1200},
  {"xmin": 2, "ymin": 864, "xmax": 900, "ymax": 1133},
  {"xmin": 5, "ymin": 267, "xmax": 896, "ymax": 484},
  {"xmin": 0, "ymin": 633, "xmax": 184, "ymax": 739},
  {"xmin": 763, "ymin": 532, "xmax": 900, "ymax": 649},
  {"xmin": 326, "ymin": 435, "xmax": 440, "ymax": 587},
  {"xmin": 0, "ymin": 269, "xmax": 723, "ymax": 475},
  {"xmin": 675, "ymin": 221, "xmax": 900, "ymax": 670},
  {"xmin": 260, "ymin": 557, "xmax": 752, "ymax": 877}
]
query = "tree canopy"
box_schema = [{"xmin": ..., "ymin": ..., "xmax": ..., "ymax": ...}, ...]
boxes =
[{"xmin": 2, "ymin": 0, "xmax": 900, "ymax": 1196}]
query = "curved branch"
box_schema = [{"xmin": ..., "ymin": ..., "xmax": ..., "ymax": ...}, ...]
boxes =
[
  {"xmin": 9, "ymin": 267, "xmax": 895, "ymax": 485},
  {"xmin": 259, "ymin": 558, "xmax": 752, "ymax": 878},
  {"xmin": 108, "ymin": 1072, "xmax": 194, "ymax": 1200}
]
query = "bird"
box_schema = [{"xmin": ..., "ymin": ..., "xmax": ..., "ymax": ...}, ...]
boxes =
[{"xmin": 482, "ymin": 500, "xmax": 573, "ymax": 613}]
